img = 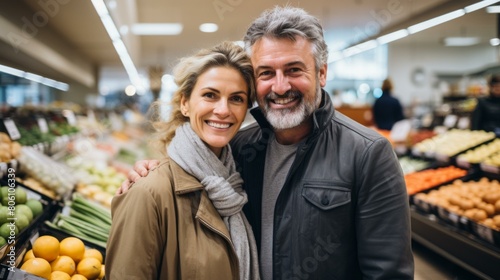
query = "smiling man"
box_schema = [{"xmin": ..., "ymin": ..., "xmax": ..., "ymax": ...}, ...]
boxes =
[{"xmin": 122, "ymin": 6, "xmax": 414, "ymax": 279}]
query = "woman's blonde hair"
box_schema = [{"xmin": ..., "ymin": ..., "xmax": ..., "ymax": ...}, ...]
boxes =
[{"xmin": 149, "ymin": 41, "xmax": 255, "ymax": 154}]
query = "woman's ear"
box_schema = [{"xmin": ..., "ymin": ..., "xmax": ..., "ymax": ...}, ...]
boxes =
[{"xmin": 180, "ymin": 96, "xmax": 189, "ymax": 117}]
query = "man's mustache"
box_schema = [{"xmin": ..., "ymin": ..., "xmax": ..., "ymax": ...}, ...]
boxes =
[{"xmin": 265, "ymin": 90, "xmax": 302, "ymax": 100}]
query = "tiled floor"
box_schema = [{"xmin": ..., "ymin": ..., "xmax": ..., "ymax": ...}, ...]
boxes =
[{"xmin": 412, "ymin": 241, "xmax": 483, "ymax": 280}]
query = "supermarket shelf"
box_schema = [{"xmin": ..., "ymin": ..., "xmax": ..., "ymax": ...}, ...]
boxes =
[{"xmin": 411, "ymin": 209, "xmax": 500, "ymax": 280}]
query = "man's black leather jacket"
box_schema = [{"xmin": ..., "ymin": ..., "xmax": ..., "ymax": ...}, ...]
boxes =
[{"xmin": 231, "ymin": 90, "xmax": 414, "ymax": 279}]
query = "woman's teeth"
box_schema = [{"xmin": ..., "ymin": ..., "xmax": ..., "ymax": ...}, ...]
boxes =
[{"xmin": 207, "ymin": 121, "xmax": 230, "ymax": 129}]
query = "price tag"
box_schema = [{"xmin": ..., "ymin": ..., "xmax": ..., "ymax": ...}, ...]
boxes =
[
  {"xmin": 37, "ymin": 118, "xmax": 49, "ymax": 133},
  {"xmin": 457, "ymin": 117, "xmax": 470, "ymax": 130},
  {"xmin": 475, "ymin": 224, "xmax": 494, "ymax": 243},
  {"xmin": 443, "ymin": 114, "xmax": 458, "ymax": 128},
  {"xmin": 3, "ymin": 119, "xmax": 20, "ymax": 140},
  {"xmin": 390, "ymin": 119, "xmax": 411, "ymax": 142},
  {"xmin": 63, "ymin": 110, "xmax": 77, "ymax": 126}
]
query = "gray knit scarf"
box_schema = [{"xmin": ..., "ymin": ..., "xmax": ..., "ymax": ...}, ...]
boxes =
[{"xmin": 168, "ymin": 123, "xmax": 260, "ymax": 280}]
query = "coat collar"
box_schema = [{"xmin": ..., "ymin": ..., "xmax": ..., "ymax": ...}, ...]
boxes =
[
  {"xmin": 170, "ymin": 158, "xmax": 204, "ymax": 194},
  {"xmin": 168, "ymin": 158, "xmax": 232, "ymax": 241}
]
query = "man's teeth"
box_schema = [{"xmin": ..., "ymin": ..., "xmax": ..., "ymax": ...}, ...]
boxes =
[
  {"xmin": 207, "ymin": 121, "xmax": 230, "ymax": 129},
  {"xmin": 273, "ymin": 97, "xmax": 295, "ymax": 104}
]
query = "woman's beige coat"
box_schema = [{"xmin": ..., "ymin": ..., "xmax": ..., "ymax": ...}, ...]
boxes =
[{"xmin": 106, "ymin": 158, "xmax": 240, "ymax": 280}]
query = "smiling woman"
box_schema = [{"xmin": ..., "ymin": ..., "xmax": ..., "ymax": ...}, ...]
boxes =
[{"xmin": 105, "ymin": 41, "xmax": 260, "ymax": 280}]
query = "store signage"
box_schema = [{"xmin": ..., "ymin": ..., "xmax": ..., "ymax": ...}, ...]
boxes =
[{"xmin": 3, "ymin": 119, "xmax": 20, "ymax": 140}]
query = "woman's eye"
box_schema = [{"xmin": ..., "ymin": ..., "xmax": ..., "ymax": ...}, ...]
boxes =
[
  {"xmin": 203, "ymin": 92, "xmax": 216, "ymax": 99},
  {"xmin": 231, "ymin": 96, "xmax": 245, "ymax": 103}
]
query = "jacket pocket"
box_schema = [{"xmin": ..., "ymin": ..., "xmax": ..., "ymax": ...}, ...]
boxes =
[{"xmin": 302, "ymin": 184, "xmax": 351, "ymax": 210}]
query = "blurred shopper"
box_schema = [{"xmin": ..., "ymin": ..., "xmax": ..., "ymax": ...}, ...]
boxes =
[
  {"xmin": 372, "ymin": 78, "xmax": 405, "ymax": 130},
  {"xmin": 106, "ymin": 41, "xmax": 260, "ymax": 280},
  {"xmin": 119, "ymin": 6, "xmax": 414, "ymax": 279},
  {"xmin": 471, "ymin": 75, "xmax": 500, "ymax": 134}
]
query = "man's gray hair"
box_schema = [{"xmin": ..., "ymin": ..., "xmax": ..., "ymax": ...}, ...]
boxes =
[{"xmin": 243, "ymin": 6, "xmax": 329, "ymax": 71}]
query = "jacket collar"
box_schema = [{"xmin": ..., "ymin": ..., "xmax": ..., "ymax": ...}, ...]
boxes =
[
  {"xmin": 169, "ymin": 158, "xmax": 232, "ymax": 240},
  {"xmin": 250, "ymin": 89, "xmax": 335, "ymax": 138},
  {"xmin": 170, "ymin": 158, "xmax": 204, "ymax": 194}
]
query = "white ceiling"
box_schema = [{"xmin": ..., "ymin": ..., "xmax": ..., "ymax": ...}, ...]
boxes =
[{"xmin": 0, "ymin": 0, "xmax": 497, "ymax": 93}]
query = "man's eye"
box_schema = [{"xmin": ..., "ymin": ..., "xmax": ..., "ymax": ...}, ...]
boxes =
[
  {"xmin": 288, "ymin": 68, "xmax": 301, "ymax": 73},
  {"xmin": 259, "ymin": 71, "xmax": 272, "ymax": 77}
]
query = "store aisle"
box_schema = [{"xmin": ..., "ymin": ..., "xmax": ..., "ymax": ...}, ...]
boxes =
[{"xmin": 412, "ymin": 241, "xmax": 483, "ymax": 280}]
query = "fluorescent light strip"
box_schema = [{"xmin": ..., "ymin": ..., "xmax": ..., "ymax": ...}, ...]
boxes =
[
  {"xmin": 486, "ymin": 5, "xmax": 500, "ymax": 13},
  {"xmin": 199, "ymin": 23, "xmax": 218, "ymax": 33},
  {"xmin": 90, "ymin": 0, "xmax": 144, "ymax": 92},
  {"xmin": 343, "ymin": 40, "xmax": 378, "ymax": 57},
  {"xmin": 131, "ymin": 23, "xmax": 183, "ymax": 35},
  {"xmin": 464, "ymin": 0, "xmax": 500, "ymax": 13},
  {"xmin": 444, "ymin": 37, "xmax": 480, "ymax": 46},
  {"xmin": 408, "ymin": 9, "xmax": 465, "ymax": 34},
  {"xmin": 328, "ymin": 1, "xmax": 497, "ymax": 63},
  {"xmin": 0, "ymin": 63, "xmax": 70, "ymax": 91},
  {"xmin": 377, "ymin": 29, "xmax": 409, "ymax": 45}
]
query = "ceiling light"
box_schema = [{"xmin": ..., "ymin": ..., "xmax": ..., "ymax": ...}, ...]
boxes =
[
  {"xmin": 443, "ymin": 37, "xmax": 480, "ymax": 46},
  {"xmin": 199, "ymin": 23, "xmax": 218, "ymax": 33},
  {"xmin": 491, "ymin": 38, "xmax": 500, "ymax": 46},
  {"xmin": 408, "ymin": 9, "xmax": 465, "ymax": 34},
  {"xmin": 464, "ymin": 0, "xmax": 500, "ymax": 13},
  {"xmin": 91, "ymin": 0, "xmax": 144, "ymax": 92},
  {"xmin": 131, "ymin": 23, "xmax": 183, "ymax": 35},
  {"xmin": 343, "ymin": 40, "xmax": 378, "ymax": 57},
  {"xmin": 0, "ymin": 64, "xmax": 69, "ymax": 91},
  {"xmin": 486, "ymin": 5, "xmax": 500, "ymax": 12},
  {"xmin": 377, "ymin": 29, "xmax": 409, "ymax": 45}
]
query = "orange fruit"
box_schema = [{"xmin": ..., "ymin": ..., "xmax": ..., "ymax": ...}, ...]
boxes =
[
  {"xmin": 20, "ymin": 257, "xmax": 52, "ymax": 279},
  {"xmin": 50, "ymin": 271, "xmax": 72, "ymax": 280},
  {"xmin": 23, "ymin": 249, "xmax": 35, "ymax": 263},
  {"xmin": 83, "ymin": 249, "xmax": 103, "ymax": 264},
  {"xmin": 60, "ymin": 237, "xmax": 85, "ymax": 263},
  {"xmin": 71, "ymin": 274, "xmax": 88, "ymax": 280},
  {"xmin": 76, "ymin": 258, "xmax": 101, "ymax": 280},
  {"xmin": 97, "ymin": 264, "xmax": 105, "ymax": 280},
  {"xmin": 51, "ymin": 255, "xmax": 76, "ymax": 275},
  {"xmin": 32, "ymin": 235, "xmax": 60, "ymax": 262}
]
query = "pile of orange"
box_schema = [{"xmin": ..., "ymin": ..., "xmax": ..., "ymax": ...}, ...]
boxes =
[{"xmin": 20, "ymin": 235, "xmax": 105, "ymax": 280}]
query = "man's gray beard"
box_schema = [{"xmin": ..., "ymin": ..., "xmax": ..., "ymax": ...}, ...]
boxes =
[{"xmin": 261, "ymin": 85, "xmax": 322, "ymax": 131}]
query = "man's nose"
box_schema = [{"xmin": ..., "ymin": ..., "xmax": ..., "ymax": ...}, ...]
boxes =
[{"xmin": 272, "ymin": 71, "xmax": 291, "ymax": 95}]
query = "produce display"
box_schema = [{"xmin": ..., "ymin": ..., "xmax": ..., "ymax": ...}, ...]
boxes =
[
  {"xmin": 0, "ymin": 132, "xmax": 21, "ymax": 163},
  {"xmin": 66, "ymin": 157, "xmax": 127, "ymax": 208},
  {"xmin": 18, "ymin": 147, "xmax": 76, "ymax": 198},
  {"xmin": 398, "ymin": 156, "xmax": 430, "ymax": 175},
  {"xmin": 412, "ymin": 129, "xmax": 496, "ymax": 157},
  {"xmin": 404, "ymin": 165, "xmax": 468, "ymax": 195},
  {"xmin": 413, "ymin": 177, "xmax": 500, "ymax": 231},
  {"xmin": 0, "ymin": 186, "xmax": 44, "ymax": 248},
  {"xmin": 456, "ymin": 138, "xmax": 500, "ymax": 164},
  {"xmin": 20, "ymin": 235, "xmax": 104, "ymax": 279},
  {"xmin": 45, "ymin": 194, "xmax": 111, "ymax": 248}
]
